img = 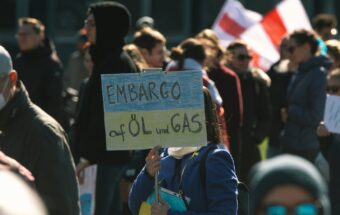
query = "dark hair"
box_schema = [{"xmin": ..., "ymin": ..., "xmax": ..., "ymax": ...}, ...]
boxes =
[
  {"xmin": 288, "ymin": 29, "xmax": 319, "ymax": 55},
  {"xmin": 170, "ymin": 38, "xmax": 206, "ymax": 70},
  {"xmin": 226, "ymin": 40, "xmax": 249, "ymax": 53},
  {"xmin": 313, "ymin": 14, "xmax": 337, "ymax": 31},
  {"xmin": 133, "ymin": 27, "xmax": 166, "ymax": 53},
  {"xmin": 18, "ymin": 17, "xmax": 45, "ymax": 34},
  {"xmin": 203, "ymin": 87, "xmax": 221, "ymax": 144}
]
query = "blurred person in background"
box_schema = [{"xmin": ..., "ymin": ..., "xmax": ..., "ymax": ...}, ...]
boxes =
[
  {"xmin": 133, "ymin": 27, "xmax": 167, "ymax": 69},
  {"xmin": 313, "ymin": 14, "xmax": 338, "ymax": 41},
  {"xmin": 266, "ymin": 36, "xmax": 296, "ymax": 158},
  {"xmin": 135, "ymin": 16, "xmax": 155, "ymax": 31},
  {"xmin": 280, "ymin": 29, "xmax": 331, "ymax": 162},
  {"xmin": 14, "ymin": 17, "xmax": 64, "ymax": 126},
  {"xmin": 63, "ymin": 28, "xmax": 89, "ymax": 91},
  {"xmin": 326, "ymin": 39, "xmax": 340, "ymax": 70},
  {"xmin": 317, "ymin": 68, "xmax": 340, "ymax": 215},
  {"xmin": 0, "ymin": 45, "xmax": 79, "ymax": 215},
  {"xmin": 196, "ymin": 29, "xmax": 243, "ymax": 172},
  {"xmin": 250, "ymin": 155, "xmax": 330, "ymax": 215},
  {"xmin": 0, "ymin": 170, "xmax": 47, "ymax": 215},
  {"xmin": 226, "ymin": 40, "xmax": 272, "ymax": 184},
  {"xmin": 74, "ymin": 2, "xmax": 138, "ymax": 215}
]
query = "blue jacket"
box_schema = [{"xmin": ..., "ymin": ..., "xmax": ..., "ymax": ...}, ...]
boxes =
[
  {"xmin": 280, "ymin": 56, "xmax": 330, "ymax": 151},
  {"xmin": 128, "ymin": 144, "xmax": 238, "ymax": 215}
]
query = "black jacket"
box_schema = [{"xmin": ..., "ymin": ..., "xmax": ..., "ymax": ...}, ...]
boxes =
[
  {"xmin": 0, "ymin": 82, "xmax": 79, "ymax": 215},
  {"xmin": 14, "ymin": 38, "xmax": 64, "ymax": 124},
  {"xmin": 75, "ymin": 2, "xmax": 138, "ymax": 164},
  {"xmin": 267, "ymin": 60, "xmax": 293, "ymax": 147}
]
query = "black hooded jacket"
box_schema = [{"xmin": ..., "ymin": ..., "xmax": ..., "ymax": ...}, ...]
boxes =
[
  {"xmin": 14, "ymin": 38, "xmax": 64, "ymax": 124},
  {"xmin": 75, "ymin": 2, "xmax": 138, "ymax": 164}
]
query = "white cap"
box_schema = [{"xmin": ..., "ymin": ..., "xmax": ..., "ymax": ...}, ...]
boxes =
[{"xmin": 0, "ymin": 45, "xmax": 13, "ymax": 76}]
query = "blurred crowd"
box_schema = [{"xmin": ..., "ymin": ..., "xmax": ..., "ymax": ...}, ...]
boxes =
[{"xmin": 0, "ymin": 1, "xmax": 339, "ymax": 215}]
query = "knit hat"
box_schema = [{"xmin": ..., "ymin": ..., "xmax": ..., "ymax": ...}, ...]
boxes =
[
  {"xmin": 0, "ymin": 45, "xmax": 12, "ymax": 76},
  {"xmin": 249, "ymin": 155, "xmax": 330, "ymax": 215}
]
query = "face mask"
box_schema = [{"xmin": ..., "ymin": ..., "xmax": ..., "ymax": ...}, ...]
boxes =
[{"xmin": 0, "ymin": 77, "xmax": 10, "ymax": 111}]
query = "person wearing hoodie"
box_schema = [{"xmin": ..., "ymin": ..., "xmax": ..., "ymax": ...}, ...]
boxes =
[
  {"xmin": 280, "ymin": 29, "xmax": 331, "ymax": 162},
  {"xmin": 75, "ymin": 2, "xmax": 138, "ymax": 215},
  {"xmin": 128, "ymin": 88, "xmax": 238, "ymax": 215},
  {"xmin": 226, "ymin": 40, "xmax": 272, "ymax": 184},
  {"xmin": 250, "ymin": 155, "xmax": 330, "ymax": 215},
  {"xmin": 14, "ymin": 17, "xmax": 64, "ymax": 126}
]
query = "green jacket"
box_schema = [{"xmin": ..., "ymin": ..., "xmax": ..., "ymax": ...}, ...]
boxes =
[{"xmin": 0, "ymin": 82, "xmax": 80, "ymax": 215}]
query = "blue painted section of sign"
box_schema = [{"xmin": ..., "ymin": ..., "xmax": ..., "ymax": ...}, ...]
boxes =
[{"xmin": 101, "ymin": 71, "xmax": 203, "ymax": 112}]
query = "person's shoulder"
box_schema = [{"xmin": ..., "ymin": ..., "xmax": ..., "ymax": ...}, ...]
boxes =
[
  {"xmin": 251, "ymin": 67, "xmax": 271, "ymax": 87},
  {"xmin": 27, "ymin": 104, "xmax": 66, "ymax": 144}
]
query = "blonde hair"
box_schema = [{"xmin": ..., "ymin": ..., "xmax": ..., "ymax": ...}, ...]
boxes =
[
  {"xmin": 18, "ymin": 17, "xmax": 45, "ymax": 33},
  {"xmin": 123, "ymin": 44, "xmax": 149, "ymax": 71}
]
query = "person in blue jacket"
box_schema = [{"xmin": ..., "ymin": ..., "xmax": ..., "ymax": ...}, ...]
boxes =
[
  {"xmin": 280, "ymin": 29, "xmax": 332, "ymax": 162},
  {"xmin": 128, "ymin": 88, "xmax": 238, "ymax": 215}
]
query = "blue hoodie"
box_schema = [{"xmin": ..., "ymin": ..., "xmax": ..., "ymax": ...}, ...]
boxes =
[
  {"xmin": 280, "ymin": 55, "xmax": 331, "ymax": 151},
  {"xmin": 128, "ymin": 144, "xmax": 238, "ymax": 215}
]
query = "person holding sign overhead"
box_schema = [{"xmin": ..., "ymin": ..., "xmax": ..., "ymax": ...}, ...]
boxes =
[
  {"xmin": 128, "ymin": 88, "xmax": 238, "ymax": 215},
  {"xmin": 317, "ymin": 68, "xmax": 340, "ymax": 215},
  {"xmin": 74, "ymin": 2, "xmax": 138, "ymax": 215}
]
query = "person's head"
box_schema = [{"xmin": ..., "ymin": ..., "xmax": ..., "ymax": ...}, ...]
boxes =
[
  {"xmin": 123, "ymin": 44, "xmax": 149, "ymax": 71},
  {"xmin": 133, "ymin": 27, "xmax": 166, "ymax": 68},
  {"xmin": 287, "ymin": 29, "xmax": 319, "ymax": 65},
  {"xmin": 226, "ymin": 40, "xmax": 252, "ymax": 72},
  {"xmin": 313, "ymin": 14, "xmax": 337, "ymax": 41},
  {"xmin": 250, "ymin": 155, "xmax": 330, "ymax": 215},
  {"xmin": 279, "ymin": 36, "xmax": 290, "ymax": 60},
  {"xmin": 203, "ymin": 87, "xmax": 221, "ymax": 144},
  {"xmin": 326, "ymin": 68, "xmax": 340, "ymax": 96},
  {"xmin": 0, "ymin": 170, "xmax": 46, "ymax": 215},
  {"xmin": 325, "ymin": 39, "xmax": 340, "ymax": 69},
  {"xmin": 16, "ymin": 17, "xmax": 45, "ymax": 51},
  {"xmin": 196, "ymin": 29, "xmax": 226, "ymax": 69},
  {"xmin": 170, "ymin": 38, "xmax": 206, "ymax": 70},
  {"xmin": 0, "ymin": 46, "xmax": 18, "ymax": 111},
  {"xmin": 85, "ymin": 1, "xmax": 131, "ymax": 46},
  {"xmin": 135, "ymin": 16, "xmax": 155, "ymax": 31}
]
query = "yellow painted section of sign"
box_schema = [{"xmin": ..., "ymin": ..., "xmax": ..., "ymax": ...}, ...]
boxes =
[{"xmin": 104, "ymin": 109, "xmax": 207, "ymax": 150}]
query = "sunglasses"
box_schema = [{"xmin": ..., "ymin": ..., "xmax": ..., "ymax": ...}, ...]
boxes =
[
  {"xmin": 237, "ymin": 54, "xmax": 253, "ymax": 61},
  {"xmin": 325, "ymin": 85, "xmax": 340, "ymax": 93},
  {"xmin": 265, "ymin": 203, "xmax": 319, "ymax": 215}
]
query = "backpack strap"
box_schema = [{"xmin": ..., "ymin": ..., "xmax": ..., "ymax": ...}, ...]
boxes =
[{"xmin": 199, "ymin": 144, "xmax": 218, "ymax": 189}]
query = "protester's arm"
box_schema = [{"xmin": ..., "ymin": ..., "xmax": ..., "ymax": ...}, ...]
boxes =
[
  {"xmin": 128, "ymin": 167, "xmax": 155, "ymax": 215},
  {"xmin": 168, "ymin": 149, "xmax": 238, "ymax": 215},
  {"xmin": 129, "ymin": 146, "xmax": 160, "ymax": 215},
  {"xmin": 33, "ymin": 127, "xmax": 79, "ymax": 215},
  {"xmin": 288, "ymin": 71, "xmax": 326, "ymax": 126}
]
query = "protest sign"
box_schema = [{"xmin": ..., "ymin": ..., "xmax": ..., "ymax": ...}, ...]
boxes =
[
  {"xmin": 324, "ymin": 95, "xmax": 340, "ymax": 134},
  {"xmin": 101, "ymin": 71, "xmax": 206, "ymax": 150}
]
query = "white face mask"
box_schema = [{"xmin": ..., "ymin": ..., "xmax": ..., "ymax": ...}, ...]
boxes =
[{"xmin": 0, "ymin": 77, "xmax": 10, "ymax": 111}]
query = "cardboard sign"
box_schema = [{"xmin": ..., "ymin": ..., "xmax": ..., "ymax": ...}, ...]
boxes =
[
  {"xmin": 324, "ymin": 95, "xmax": 340, "ymax": 134},
  {"xmin": 101, "ymin": 71, "xmax": 206, "ymax": 150}
]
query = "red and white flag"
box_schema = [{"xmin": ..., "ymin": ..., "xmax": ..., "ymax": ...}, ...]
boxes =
[
  {"xmin": 212, "ymin": 0, "xmax": 262, "ymax": 47},
  {"xmin": 213, "ymin": 0, "xmax": 312, "ymax": 70}
]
